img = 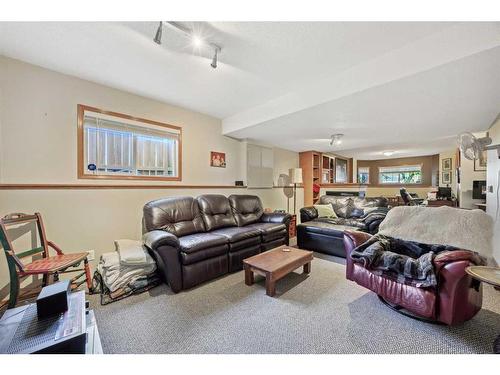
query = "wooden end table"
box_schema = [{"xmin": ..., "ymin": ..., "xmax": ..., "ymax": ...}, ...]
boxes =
[
  {"xmin": 243, "ymin": 246, "xmax": 313, "ymax": 297},
  {"xmin": 465, "ymin": 266, "xmax": 500, "ymax": 354}
]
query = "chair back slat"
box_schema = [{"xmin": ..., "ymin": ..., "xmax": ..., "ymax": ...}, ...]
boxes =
[
  {"xmin": 2, "ymin": 213, "xmax": 38, "ymax": 225},
  {"xmin": 0, "ymin": 213, "xmax": 49, "ymax": 272},
  {"xmin": 16, "ymin": 246, "xmax": 45, "ymax": 259}
]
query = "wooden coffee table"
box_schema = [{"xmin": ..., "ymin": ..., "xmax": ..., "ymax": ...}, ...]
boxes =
[{"xmin": 243, "ymin": 246, "xmax": 313, "ymax": 297}]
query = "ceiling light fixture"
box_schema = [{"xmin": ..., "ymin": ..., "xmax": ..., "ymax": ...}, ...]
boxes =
[
  {"xmin": 192, "ymin": 35, "xmax": 204, "ymax": 48},
  {"xmin": 154, "ymin": 21, "xmax": 223, "ymax": 69},
  {"xmin": 383, "ymin": 151, "xmax": 395, "ymax": 157},
  {"xmin": 211, "ymin": 47, "xmax": 220, "ymax": 69},
  {"xmin": 330, "ymin": 133, "xmax": 344, "ymax": 146},
  {"xmin": 153, "ymin": 22, "xmax": 163, "ymax": 45}
]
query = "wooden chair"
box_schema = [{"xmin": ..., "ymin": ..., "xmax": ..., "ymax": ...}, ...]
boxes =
[{"xmin": 0, "ymin": 212, "xmax": 92, "ymax": 308}]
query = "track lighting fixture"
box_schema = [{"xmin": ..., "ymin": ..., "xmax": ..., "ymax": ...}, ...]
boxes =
[
  {"xmin": 330, "ymin": 133, "xmax": 344, "ymax": 147},
  {"xmin": 153, "ymin": 21, "xmax": 222, "ymax": 69},
  {"xmin": 153, "ymin": 22, "xmax": 163, "ymax": 45},
  {"xmin": 211, "ymin": 48, "xmax": 220, "ymax": 69}
]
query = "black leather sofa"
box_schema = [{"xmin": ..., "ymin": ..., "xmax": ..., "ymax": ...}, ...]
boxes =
[
  {"xmin": 142, "ymin": 194, "xmax": 291, "ymax": 292},
  {"xmin": 297, "ymin": 195, "xmax": 389, "ymax": 257}
]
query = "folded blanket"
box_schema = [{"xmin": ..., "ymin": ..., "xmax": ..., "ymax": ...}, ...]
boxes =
[
  {"xmin": 115, "ymin": 239, "xmax": 153, "ymax": 266},
  {"xmin": 98, "ymin": 251, "xmax": 157, "ymax": 292},
  {"xmin": 350, "ymin": 235, "xmax": 459, "ymax": 287}
]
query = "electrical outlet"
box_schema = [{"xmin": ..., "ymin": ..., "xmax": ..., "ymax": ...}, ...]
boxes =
[{"xmin": 87, "ymin": 250, "xmax": 95, "ymax": 261}]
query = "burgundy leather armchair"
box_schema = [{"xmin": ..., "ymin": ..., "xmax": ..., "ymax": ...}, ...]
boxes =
[{"xmin": 343, "ymin": 230, "xmax": 485, "ymax": 325}]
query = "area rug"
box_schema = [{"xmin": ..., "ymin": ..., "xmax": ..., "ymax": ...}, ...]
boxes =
[{"xmin": 89, "ymin": 254, "xmax": 500, "ymax": 354}]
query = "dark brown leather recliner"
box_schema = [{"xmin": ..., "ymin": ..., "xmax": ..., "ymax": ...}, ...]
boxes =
[
  {"xmin": 142, "ymin": 194, "xmax": 291, "ymax": 292},
  {"xmin": 343, "ymin": 230, "xmax": 485, "ymax": 325}
]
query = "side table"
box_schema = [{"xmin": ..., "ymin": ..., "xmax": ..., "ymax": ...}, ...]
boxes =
[
  {"xmin": 289, "ymin": 214, "xmax": 297, "ymax": 238},
  {"xmin": 465, "ymin": 266, "xmax": 500, "ymax": 354}
]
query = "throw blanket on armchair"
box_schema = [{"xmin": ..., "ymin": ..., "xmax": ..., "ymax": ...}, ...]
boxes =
[
  {"xmin": 350, "ymin": 235, "xmax": 459, "ymax": 287},
  {"xmin": 350, "ymin": 206, "xmax": 491, "ymax": 287},
  {"xmin": 377, "ymin": 206, "xmax": 493, "ymax": 258}
]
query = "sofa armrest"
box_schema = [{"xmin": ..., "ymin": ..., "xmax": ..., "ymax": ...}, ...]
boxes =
[
  {"xmin": 433, "ymin": 250, "xmax": 486, "ymax": 325},
  {"xmin": 434, "ymin": 250, "xmax": 486, "ymax": 268},
  {"xmin": 261, "ymin": 212, "xmax": 291, "ymax": 224},
  {"xmin": 143, "ymin": 231, "xmax": 182, "ymax": 293},
  {"xmin": 143, "ymin": 230, "xmax": 179, "ymax": 250},
  {"xmin": 300, "ymin": 206, "xmax": 318, "ymax": 223},
  {"xmin": 343, "ymin": 230, "xmax": 373, "ymax": 280}
]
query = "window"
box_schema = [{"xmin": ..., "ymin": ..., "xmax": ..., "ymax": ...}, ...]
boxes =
[
  {"xmin": 358, "ymin": 167, "xmax": 370, "ymax": 184},
  {"xmin": 78, "ymin": 105, "xmax": 181, "ymax": 180},
  {"xmin": 379, "ymin": 165, "xmax": 422, "ymax": 184},
  {"xmin": 335, "ymin": 158, "xmax": 348, "ymax": 183}
]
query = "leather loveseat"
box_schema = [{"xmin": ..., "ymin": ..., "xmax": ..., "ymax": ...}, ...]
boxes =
[
  {"xmin": 142, "ymin": 194, "xmax": 291, "ymax": 292},
  {"xmin": 297, "ymin": 195, "xmax": 389, "ymax": 257}
]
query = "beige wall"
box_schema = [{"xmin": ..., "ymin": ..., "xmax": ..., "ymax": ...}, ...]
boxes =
[
  {"xmin": 438, "ymin": 150, "xmax": 457, "ymax": 197},
  {"xmin": 457, "ymin": 132, "xmax": 487, "ymax": 209},
  {"xmin": 357, "ymin": 154, "xmax": 439, "ymax": 187},
  {"xmin": 0, "ymin": 56, "xmax": 302, "ymax": 290},
  {"xmin": 486, "ymin": 119, "xmax": 500, "ymax": 264}
]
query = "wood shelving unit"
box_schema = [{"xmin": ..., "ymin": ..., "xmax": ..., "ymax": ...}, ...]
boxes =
[
  {"xmin": 322, "ymin": 154, "xmax": 335, "ymax": 183},
  {"xmin": 300, "ymin": 151, "xmax": 354, "ymax": 206},
  {"xmin": 300, "ymin": 151, "xmax": 322, "ymax": 206}
]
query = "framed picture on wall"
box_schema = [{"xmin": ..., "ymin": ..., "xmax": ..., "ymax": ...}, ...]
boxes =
[
  {"xmin": 474, "ymin": 150, "xmax": 487, "ymax": 171},
  {"xmin": 442, "ymin": 171, "xmax": 452, "ymax": 185},
  {"xmin": 210, "ymin": 151, "xmax": 226, "ymax": 168},
  {"xmin": 442, "ymin": 158, "xmax": 452, "ymax": 171}
]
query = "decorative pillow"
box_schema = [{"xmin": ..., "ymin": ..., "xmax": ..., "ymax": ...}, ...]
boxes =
[
  {"xmin": 350, "ymin": 208, "xmax": 365, "ymax": 218},
  {"xmin": 313, "ymin": 204, "xmax": 337, "ymax": 218},
  {"xmin": 333, "ymin": 198, "xmax": 356, "ymax": 218}
]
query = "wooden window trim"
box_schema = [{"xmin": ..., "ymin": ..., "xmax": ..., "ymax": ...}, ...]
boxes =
[{"xmin": 77, "ymin": 104, "xmax": 182, "ymax": 181}]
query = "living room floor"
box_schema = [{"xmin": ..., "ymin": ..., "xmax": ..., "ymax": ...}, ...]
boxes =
[{"xmin": 89, "ymin": 253, "xmax": 500, "ymax": 354}]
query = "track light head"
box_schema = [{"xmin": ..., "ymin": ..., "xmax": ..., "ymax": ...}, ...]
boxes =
[
  {"xmin": 329, "ymin": 133, "xmax": 344, "ymax": 146},
  {"xmin": 211, "ymin": 48, "xmax": 219, "ymax": 69},
  {"xmin": 154, "ymin": 22, "xmax": 163, "ymax": 45}
]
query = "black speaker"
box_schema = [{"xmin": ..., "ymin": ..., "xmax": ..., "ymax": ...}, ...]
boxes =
[{"xmin": 36, "ymin": 280, "xmax": 70, "ymax": 320}]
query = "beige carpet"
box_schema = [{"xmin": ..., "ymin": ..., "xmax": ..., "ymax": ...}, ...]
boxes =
[{"xmin": 89, "ymin": 254, "xmax": 500, "ymax": 354}]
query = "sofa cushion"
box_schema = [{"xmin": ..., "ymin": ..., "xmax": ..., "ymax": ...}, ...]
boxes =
[
  {"xmin": 178, "ymin": 232, "xmax": 228, "ymax": 253},
  {"xmin": 247, "ymin": 222, "xmax": 286, "ymax": 235},
  {"xmin": 211, "ymin": 226, "xmax": 261, "ymax": 243},
  {"xmin": 180, "ymin": 244, "xmax": 228, "ymax": 265},
  {"xmin": 196, "ymin": 194, "xmax": 237, "ymax": 231},
  {"xmin": 297, "ymin": 221, "xmax": 361, "ymax": 238},
  {"xmin": 246, "ymin": 222, "xmax": 287, "ymax": 242},
  {"xmin": 228, "ymin": 195, "xmax": 264, "ymax": 226},
  {"xmin": 315, "ymin": 217, "xmax": 367, "ymax": 230},
  {"xmin": 143, "ymin": 196, "xmax": 205, "ymax": 237},
  {"xmin": 318, "ymin": 195, "xmax": 389, "ymax": 219}
]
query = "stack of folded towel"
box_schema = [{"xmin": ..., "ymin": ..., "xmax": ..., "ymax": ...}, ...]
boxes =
[{"xmin": 98, "ymin": 239, "xmax": 157, "ymax": 293}]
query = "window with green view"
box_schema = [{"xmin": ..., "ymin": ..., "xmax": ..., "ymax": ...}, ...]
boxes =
[{"xmin": 378, "ymin": 165, "xmax": 422, "ymax": 184}]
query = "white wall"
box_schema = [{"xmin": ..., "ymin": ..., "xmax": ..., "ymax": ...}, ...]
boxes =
[
  {"xmin": 0, "ymin": 56, "xmax": 302, "ymax": 290},
  {"xmin": 486, "ymin": 118, "xmax": 500, "ymax": 264},
  {"xmin": 458, "ymin": 132, "xmax": 487, "ymax": 209},
  {"xmin": 438, "ymin": 150, "xmax": 457, "ymax": 197}
]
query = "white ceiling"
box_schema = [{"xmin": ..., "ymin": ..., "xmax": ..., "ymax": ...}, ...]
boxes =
[{"xmin": 1, "ymin": 22, "xmax": 499, "ymax": 159}]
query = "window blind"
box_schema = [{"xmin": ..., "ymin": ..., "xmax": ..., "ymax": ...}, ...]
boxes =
[{"xmin": 83, "ymin": 112, "xmax": 179, "ymax": 177}]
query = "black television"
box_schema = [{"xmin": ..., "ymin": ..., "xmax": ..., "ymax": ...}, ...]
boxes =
[
  {"xmin": 472, "ymin": 180, "xmax": 486, "ymax": 200},
  {"xmin": 437, "ymin": 187, "xmax": 452, "ymax": 199}
]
